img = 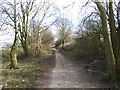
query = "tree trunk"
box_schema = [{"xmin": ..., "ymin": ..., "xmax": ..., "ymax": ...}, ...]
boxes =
[
  {"xmin": 116, "ymin": 21, "xmax": 120, "ymax": 83},
  {"xmin": 20, "ymin": 3, "xmax": 29, "ymax": 57},
  {"xmin": 61, "ymin": 39, "xmax": 65, "ymax": 49},
  {"xmin": 95, "ymin": 2, "xmax": 116, "ymax": 81},
  {"xmin": 24, "ymin": 43, "xmax": 29, "ymax": 57},
  {"xmin": 10, "ymin": 32, "xmax": 19, "ymax": 69},
  {"xmin": 10, "ymin": 0, "xmax": 19, "ymax": 69},
  {"xmin": 109, "ymin": 1, "xmax": 117, "ymax": 60},
  {"xmin": 24, "ymin": 12, "xmax": 29, "ymax": 57}
]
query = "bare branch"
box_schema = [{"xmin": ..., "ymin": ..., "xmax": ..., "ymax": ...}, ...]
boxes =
[
  {"xmin": 35, "ymin": 17, "xmax": 59, "ymax": 38},
  {"xmin": 81, "ymin": 12, "xmax": 100, "ymax": 27},
  {"xmin": 1, "ymin": 6, "xmax": 14, "ymax": 22}
]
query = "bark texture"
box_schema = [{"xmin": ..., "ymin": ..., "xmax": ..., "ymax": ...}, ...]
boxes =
[
  {"xmin": 95, "ymin": 2, "xmax": 116, "ymax": 81},
  {"xmin": 10, "ymin": 0, "xmax": 19, "ymax": 69}
]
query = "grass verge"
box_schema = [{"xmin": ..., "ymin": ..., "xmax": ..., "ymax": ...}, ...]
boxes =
[{"xmin": 2, "ymin": 57, "xmax": 44, "ymax": 88}]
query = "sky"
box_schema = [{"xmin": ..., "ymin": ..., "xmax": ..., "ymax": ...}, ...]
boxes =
[{"xmin": 0, "ymin": 0, "xmax": 90, "ymax": 44}]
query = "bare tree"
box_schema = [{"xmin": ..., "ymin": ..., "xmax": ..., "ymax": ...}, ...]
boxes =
[
  {"xmin": 18, "ymin": 0, "xmax": 57, "ymax": 57},
  {"xmin": 10, "ymin": 0, "xmax": 19, "ymax": 69},
  {"xmin": 18, "ymin": 0, "xmax": 37, "ymax": 57},
  {"xmin": 94, "ymin": 0, "xmax": 117, "ymax": 81},
  {"xmin": 0, "ymin": 0, "xmax": 19, "ymax": 69},
  {"xmin": 57, "ymin": 18, "xmax": 72, "ymax": 49},
  {"xmin": 79, "ymin": 0, "xmax": 120, "ymax": 82}
]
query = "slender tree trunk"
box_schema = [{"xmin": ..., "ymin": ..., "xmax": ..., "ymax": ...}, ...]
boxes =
[
  {"xmin": 20, "ymin": 8, "xmax": 29, "ymax": 57},
  {"xmin": 109, "ymin": 1, "xmax": 117, "ymax": 60},
  {"xmin": 116, "ymin": 20, "xmax": 120, "ymax": 87},
  {"xmin": 61, "ymin": 39, "xmax": 64, "ymax": 49},
  {"xmin": 109, "ymin": 2, "xmax": 120, "ymax": 81},
  {"xmin": 10, "ymin": 31, "xmax": 19, "ymax": 69},
  {"xmin": 117, "ymin": 2, "xmax": 120, "ymax": 79},
  {"xmin": 10, "ymin": 0, "xmax": 19, "ymax": 69},
  {"xmin": 95, "ymin": 2, "xmax": 116, "ymax": 81},
  {"xmin": 24, "ymin": 12, "xmax": 29, "ymax": 57}
]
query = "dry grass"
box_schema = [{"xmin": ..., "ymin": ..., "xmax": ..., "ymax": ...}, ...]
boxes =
[{"xmin": 2, "ymin": 58, "xmax": 44, "ymax": 88}]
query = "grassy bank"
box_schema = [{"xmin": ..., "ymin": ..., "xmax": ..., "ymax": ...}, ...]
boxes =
[
  {"xmin": 1, "ymin": 46, "xmax": 53, "ymax": 88},
  {"xmin": 2, "ymin": 57, "xmax": 44, "ymax": 88}
]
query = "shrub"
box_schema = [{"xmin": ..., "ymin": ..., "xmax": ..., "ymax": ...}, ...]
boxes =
[
  {"xmin": 2, "ymin": 48, "xmax": 11, "ymax": 62},
  {"xmin": 63, "ymin": 31, "xmax": 104, "ymax": 59}
]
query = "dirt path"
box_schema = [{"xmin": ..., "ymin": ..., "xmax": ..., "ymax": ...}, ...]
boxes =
[{"xmin": 38, "ymin": 49, "xmax": 114, "ymax": 88}]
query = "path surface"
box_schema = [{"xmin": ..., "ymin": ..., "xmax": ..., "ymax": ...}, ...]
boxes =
[{"xmin": 38, "ymin": 49, "xmax": 114, "ymax": 88}]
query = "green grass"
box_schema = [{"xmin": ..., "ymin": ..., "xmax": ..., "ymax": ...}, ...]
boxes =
[{"xmin": 2, "ymin": 58, "xmax": 44, "ymax": 88}]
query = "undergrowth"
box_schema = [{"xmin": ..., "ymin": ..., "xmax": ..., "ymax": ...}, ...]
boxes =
[{"xmin": 2, "ymin": 58, "xmax": 44, "ymax": 88}]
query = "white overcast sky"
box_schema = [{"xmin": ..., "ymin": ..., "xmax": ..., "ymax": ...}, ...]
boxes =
[
  {"xmin": 0, "ymin": 0, "xmax": 92, "ymax": 44},
  {"xmin": 3, "ymin": 0, "xmax": 118, "ymax": 44}
]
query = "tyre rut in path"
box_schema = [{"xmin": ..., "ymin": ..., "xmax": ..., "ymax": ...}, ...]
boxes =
[{"xmin": 38, "ymin": 49, "xmax": 114, "ymax": 88}]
